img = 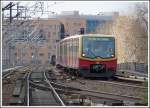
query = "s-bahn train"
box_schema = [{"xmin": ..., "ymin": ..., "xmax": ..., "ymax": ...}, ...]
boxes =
[{"xmin": 56, "ymin": 34, "xmax": 117, "ymax": 78}]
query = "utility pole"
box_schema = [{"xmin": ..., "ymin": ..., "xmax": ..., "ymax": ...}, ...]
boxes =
[
  {"xmin": 25, "ymin": 7, "xmax": 27, "ymax": 20},
  {"xmin": 17, "ymin": 2, "xmax": 19, "ymax": 20},
  {"xmin": 9, "ymin": 2, "xmax": 12, "ymax": 23}
]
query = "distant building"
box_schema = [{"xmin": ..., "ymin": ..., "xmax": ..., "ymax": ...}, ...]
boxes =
[
  {"xmin": 2, "ymin": 11, "xmax": 119, "ymax": 67},
  {"xmin": 54, "ymin": 11, "xmax": 118, "ymax": 35},
  {"xmin": 58, "ymin": 16, "xmax": 86, "ymax": 37},
  {"xmin": 61, "ymin": 11, "xmax": 79, "ymax": 16},
  {"xmin": 12, "ymin": 18, "xmax": 61, "ymax": 65}
]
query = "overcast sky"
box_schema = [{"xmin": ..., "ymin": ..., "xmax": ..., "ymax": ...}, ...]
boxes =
[{"xmin": 2, "ymin": 1, "xmax": 148, "ymax": 18}]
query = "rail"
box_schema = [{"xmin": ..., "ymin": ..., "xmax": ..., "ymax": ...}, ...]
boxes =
[
  {"xmin": 27, "ymin": 72, "xmax": 31, "ymax": 106},
  {"xmin": 46, "ymin": 80, "xmax": 142, "ymax": 102},
  {"xmin": 2, "ymin": 67, "xmax": 21, "ymax": 78},
  {"xmin": 44, "ymin": 72, "xmax": 65, "ymax": 106}
]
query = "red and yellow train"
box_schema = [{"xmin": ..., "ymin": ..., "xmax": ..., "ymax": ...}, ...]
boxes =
[{"xmin": 56, "ymin": 34, "xmax": 117, "ymax": 78}]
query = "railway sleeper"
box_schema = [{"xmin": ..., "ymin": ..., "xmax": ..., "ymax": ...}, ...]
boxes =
[
  {"xmin": 19, "ymin": 85, "xmax": 26, "ymax": 105},
  {"xmin": 10, "ymin": 85, "xmax": 26, "ymax": 105},
  {"xmin": 17, "ymin": 73, "xmax": 28, "ymax": 81},
  {"xmin": 12, "ymin": 80, "xmax": 23, "ymax": 97},
  {"xmin": 50, "ymin": 81, "xmax": 81, "ymax": 91},
  {"xmin": 10, "ymin": 97, "xmax": 24, "ymax": 105}
]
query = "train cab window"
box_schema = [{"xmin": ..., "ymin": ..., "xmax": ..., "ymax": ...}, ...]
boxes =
[
  {"xmin": 39, "ymin": 53, "xmax": 44, "ymax": 56},
  {"xmin": 82, "ymin": 37, "xmax": 115, "ymax": 59}
]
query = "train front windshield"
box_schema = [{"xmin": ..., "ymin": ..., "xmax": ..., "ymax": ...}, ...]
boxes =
[{"xmin": 82, "ymin": 37, "xmax": 115, "ymax": 59}]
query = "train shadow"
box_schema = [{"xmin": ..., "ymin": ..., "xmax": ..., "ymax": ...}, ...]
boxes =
[
  {"xmin": 85, "ymin": 76, "xmax": 117, "ymax": 81},
  {"xmin": 85, "ymin": 77, "xmax": 108, "ymax": 81}
]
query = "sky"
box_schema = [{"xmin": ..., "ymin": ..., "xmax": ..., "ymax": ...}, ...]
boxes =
[
  {"xmin": 48, "ymin": 1, "xmax": 135, "ymax": 14},
  {"xmin": 2, "ymin": 1, "xmax": 148, "ymax": 18}
]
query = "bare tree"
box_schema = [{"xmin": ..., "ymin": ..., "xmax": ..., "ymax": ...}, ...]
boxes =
[
  {"xmin": 134, "ymin": 2, "xmax": 148, "ymax": 32},
  {"xmin": 113, "ymin": 15, "xmax": 148, "ymax": 64},
  {"xmin": 95, "ymin": 2, "xmax": 148, "ymax": 64}
]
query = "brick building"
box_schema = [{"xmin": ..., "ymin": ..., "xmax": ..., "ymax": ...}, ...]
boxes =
[
  {"xmin": 55, "ymin": 11, "xmax": 118, "ymax": 34},
  {"xmin": 57, "ymin": 11, "xmax": 87, "ymax": 37},
  {"xmin": 3, "ymin": 11, "xmax": 117, "ymax": 67},
  {"xmin": 13, "ymin": 18, "xmax": 61, "ymax": 65}
]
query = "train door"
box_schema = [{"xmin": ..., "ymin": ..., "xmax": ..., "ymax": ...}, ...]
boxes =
[{"xmin": 51, "ymin": 55, "xmax": 56, "ymax": 65}]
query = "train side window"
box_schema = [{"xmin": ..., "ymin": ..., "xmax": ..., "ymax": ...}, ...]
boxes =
[
  {"xmin": 76, "ymin": 38, "xmax": 79, "ymax": 54},
  {"xmin": 64, "ymin": 41, "xmax": 66, "ymax": 55},
  {"xmin": 60, "ymin": 43, "xmax": 62, "ymax": 63},
  {"xmin": 67, "ymin": 40, "xmax": 69, "ymax": 64},
  {"xmin": 62, "ymin": 42, "xmax": 63, "ymax": 63}
]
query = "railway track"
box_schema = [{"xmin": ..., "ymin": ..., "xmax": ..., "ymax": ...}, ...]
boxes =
[
  {"xmin": 27, "ymin": 68, "xmax": 65, "ymax": 106},
  {"xmin": 45, "ymin": 77, "xmax": 141, "ymax": 101},
  {"xmin": 44, "ymin": 71, "xmax": 65, "ymax": 105},
  {"xmin": 117, "ymin": 69, "xmax": 148, "ymax": 78},
  {"xmin": 116, "ymin": 70, "xmax": 148, "ymax": 82},
  {"xmin": 50, "ymin": 67, "xmax": 148, "ymax": 105},
  {"xmin": 2, "ymin": 66, "xmax": 32, "ymax": 105},
  {"xmin": 2, "ymin": 66, "xmax": 26, "ymax": 79},
  {"xmin": 2, "ymin": 65, "xmax": 148, "ymax": 106},
  {"xmin": 2, "ymin": 65, "xmax": 48, "ymax": 106}
]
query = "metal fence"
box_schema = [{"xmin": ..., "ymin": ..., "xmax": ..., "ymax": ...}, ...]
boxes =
[{"xmin": 117, "ymin": 62, "xmax": 148, "ymax": 73}]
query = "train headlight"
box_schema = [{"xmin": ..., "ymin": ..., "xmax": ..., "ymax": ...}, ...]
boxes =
[
  {"xmin": 82, "ymin": 54, "xmax": 85, "ymax": 56},
  {"xmin": 111, "ymin": 54, "xmax": 114, "ymax": 57}
]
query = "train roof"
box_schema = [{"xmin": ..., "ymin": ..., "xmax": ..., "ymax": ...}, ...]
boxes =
[{"xmin": 60, "ymin": 34, "xmax": 115, "ymax": 42}]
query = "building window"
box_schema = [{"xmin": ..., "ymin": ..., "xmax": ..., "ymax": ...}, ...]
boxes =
[
  {"xmin": 14, "ymin": 53, "xmax": 17, "ymax": 56},
  {"xmin": 53, "ymin": 32, "xmax": 56, "ymax": 35},
  {"xmin": 22, "ymin": 47, "xmax": 26, "ymax": 53},
  {"xmin": 57, "ymin": 25, "xmax": 60, "ymax": 30},
  {"xmin": 48, "ymin": 53, "xmax": 51, "ymax": 59},
  {"xmin": 54, "ymin": 25, "xmax": 57, "ymax": 29},
  {"xmin": 49, "ymin": 46, "xmax": 51, "ymax": 49},
  {"xmin": 54, "ymin": 45, "xmax": 56, "ymax": 49},
  {"xmin": 48, "ymin": 32, "xmax": 51, "ymax": 38},
  {"xmin": 31, "ymin": 53, "xmax": 34, "ymax": 56},
  {"xmin": 56, "ymin": 40, "xmax": 59, "ymax": 42},
  {"xmin": 30, "ymin": 46, "xmax": 34, "ymax": 49},
  {"xmin": 22, "ymin": 53, "xmax": 26, "ymax": 56},
  {"xmin": 39, "ymin": 53, "xmax": 44, "ymax": 56},
  {"xmin": 49, "ymin": 25, "xmax": 52, "ymax": 29}
]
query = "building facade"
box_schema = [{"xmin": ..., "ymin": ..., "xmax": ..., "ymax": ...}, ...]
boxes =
[
  {"xmin": 13, "ymin": 18, "xmax": 61, "ymax": 65},
  {"xmin": 57, "ymin": 11, "xmax": 87, "ymax": 37},
  {"xmin": 3, "ymin": 11, "xmax": 118, "ymax": 67},
  {"xmin": 55, "ymin": 11, "xmax": 118, "ymax": 34}
]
